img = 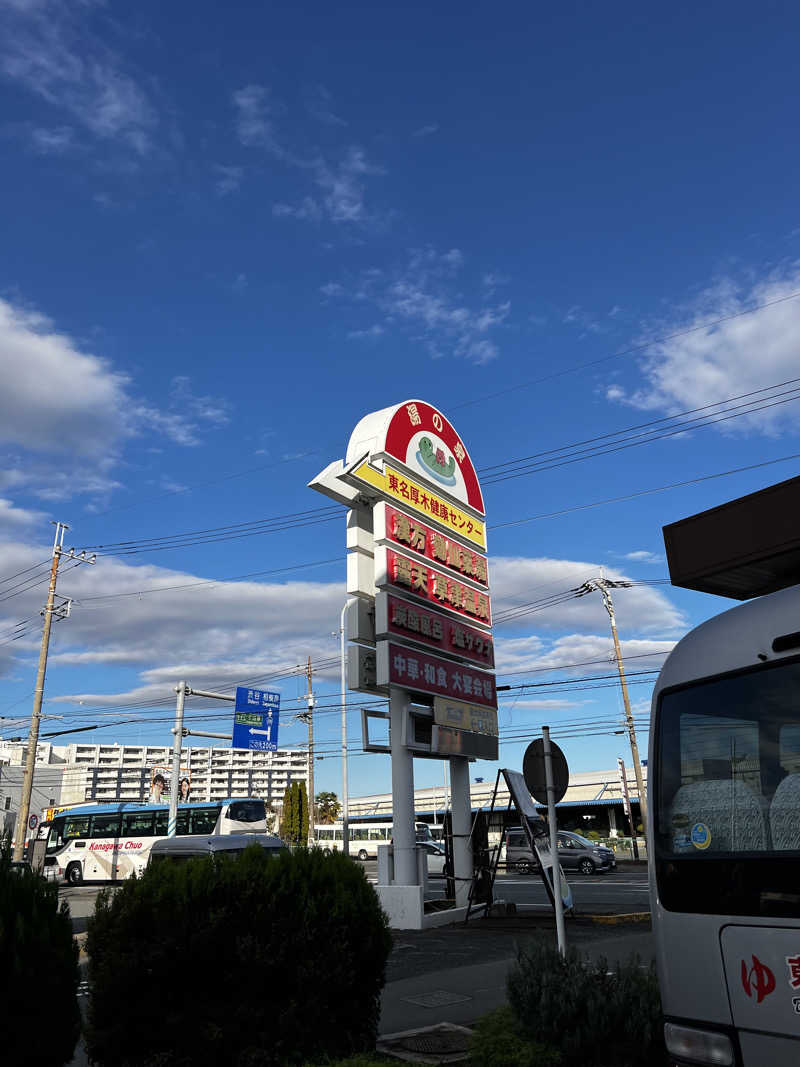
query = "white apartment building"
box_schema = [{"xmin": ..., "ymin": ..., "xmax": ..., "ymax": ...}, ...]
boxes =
[{"xmin": 0, "ymin": 740, "xmax": 309, "ymax": 813}]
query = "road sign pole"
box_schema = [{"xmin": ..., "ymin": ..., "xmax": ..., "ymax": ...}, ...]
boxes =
[
  {"xmin": 168, "ymin": 681, "xmax": 187, "ymax": 837},
  {"xmin": 543, "ymin": 726, "xmax": 566, "ymax": 955}
]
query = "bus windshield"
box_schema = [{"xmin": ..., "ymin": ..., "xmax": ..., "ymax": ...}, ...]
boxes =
[{"xmin": 655, "ymin": 656, "xmax": 800, "ymax": 916}]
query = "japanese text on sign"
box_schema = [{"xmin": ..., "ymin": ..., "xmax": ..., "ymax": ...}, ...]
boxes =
[
  {"xmin": 382, "ymin": 504, "xmax": 489, "ymax": 586},
  {"xmin": 381, "ymin": 546, "xmax": 491, "ymax": 627},
  {"xmin": 379, "ymin": 593, "xmax": 495, "ymax": 668},
  {"xmin": 348, "ymin": 460, "xmax": 486, "ymax": 550},
  {"xmin": 378, "ymin": 641, "xmax": 497, "ymax": 708}
]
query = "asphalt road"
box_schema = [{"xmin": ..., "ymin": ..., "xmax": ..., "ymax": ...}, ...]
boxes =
[{"xmin": 62, "ymin": 864, "xmax": 650, "ymax": 932}]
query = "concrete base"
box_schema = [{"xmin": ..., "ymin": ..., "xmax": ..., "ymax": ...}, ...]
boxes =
[
  {"xmin": 377, "ymin": 886, "xmax": 474, "ymax": 930},
  {"xmin": 378, "ymin": 885, "xmax": 425, "ymax": 929}
]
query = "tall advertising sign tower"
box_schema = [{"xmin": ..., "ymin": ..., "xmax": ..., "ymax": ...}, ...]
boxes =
[{"xmin": 310, "ymin": 400, "xmax": 496, "ymax": 928}]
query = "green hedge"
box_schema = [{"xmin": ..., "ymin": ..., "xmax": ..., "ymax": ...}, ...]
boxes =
[
  {"xmin": 0, "ymin": 849, "xmax": 80, "ymax": 1066},
  {"xmin": 469, "ymin": 1007, "xmax": 562, "ymax": 1067},
  {"xmin": 507, "ymin": 942, "xmax": 664, "ymax": 1066},
  {"xmin": 85, "ymin": 846, "xmax": 392, "ymax": 1067}
]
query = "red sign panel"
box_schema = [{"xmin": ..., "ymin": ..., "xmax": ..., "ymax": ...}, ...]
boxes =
[
  {"xmin": 380, "ymin": 504, "xmax": 489, "ymax": 586},
  {"xmin": 377, "ymin": 641, "xmax": 497, "ymax": 708},
  {"xmin": 379, "ymin": 546, "xmax": 492, "ymax": 627},
  {"xmin": 383, "ymin": 400, "xmax": 485, "ymax": 515},
  {"xmin": 377, "ymin": 593, "xmax": 495, "ymax": 669}
]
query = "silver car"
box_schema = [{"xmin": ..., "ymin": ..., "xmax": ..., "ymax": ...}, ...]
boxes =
[
  {"xmin": 148, "ymin": 833, "xmax": 285, "ymax": 865},
  {"xmin": 505, "ymin": 828, "xmax": 616, "ymax": 875}
]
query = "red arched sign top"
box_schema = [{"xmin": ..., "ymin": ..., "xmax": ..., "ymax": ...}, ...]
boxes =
[{"xmin": 383, "ymin": 400, "xmax": 485, "ymax": 515}]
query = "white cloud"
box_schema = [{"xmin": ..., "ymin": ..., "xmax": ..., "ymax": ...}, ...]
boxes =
[
  {"xmin": 490, "ymin": 556, "xmax": 684, "ymax": 635},
  {"xmin": 347, "ymin": 325, "xmax": 384, "ymax": 340},
  {"xmin": 613, "ymin": 268, "xmax": 800, "ymax": 433},
  {"xmin": 232, "ymin": 84, "xmax": 283, "ymax": 153},
  {"xmin": 0, "ymin": 297, "xmax": 132, "ymax": 455},
  {"xmin": 413, "ymin": 124, "xmax": 438, "ymax": 137},
  {"xmin": 620, "ymin": 550, "xmax": 662, "ymax": 565},
  {"xmin": 0, "ymin": 298, "xmax": 231, "ymax": 499},
  {"xmin": 304, "ymin": 84, "xmax": 346, "ymax": 127},
  {"xmin": 0, "ymin": 3, "xmax": 157, "ymax": 154},
  {"xmin": 30, "ymin": 124, "xmax": 74, "ymax": 152},
  {"xmin": 313, "ymin": 146, "xmax": 382, "ymax": 224},
  {"xmin": 273, "ymin": 197, "xmax": 322, "ymax": 222},
  {"xmin": 325, "ymin": 247, "xmax": 511, "ymax": 364},
  {"xmin": 0, "ymin": 541, "xmax": 682, "ymax": 700},
  {"xmin": 214, "ymin": 164, "xmax": 243, "ymax": 196},
  {"xmin": 0, "ymin": 498, "xmax": 44, "ymax": 534}
]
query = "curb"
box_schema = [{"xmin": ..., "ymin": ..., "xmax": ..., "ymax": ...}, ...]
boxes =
[{"xmin": 584, "ymin": 912, "xmax": 650, "ymax": 925}]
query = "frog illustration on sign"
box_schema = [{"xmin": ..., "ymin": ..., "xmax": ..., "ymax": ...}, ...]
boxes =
[{"xmin": 417, "ymin": 436, "xmax": 457, "ymax": 487}]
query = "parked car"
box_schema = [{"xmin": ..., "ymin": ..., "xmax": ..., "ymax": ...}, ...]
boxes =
[
  {"xmin": 419, "ymin": 840, "xmax": 448, "ymax": 877},
  {"xmin": 504, "ymin": 828, "xmax": 616, "ymax": 875},
  {"xmin": 557, "ymin": 831, "xmax": 616, "ymax": 875},
  {"xmin": 148, "ymin": 833, "xmax": 286, "ymax": 866}
]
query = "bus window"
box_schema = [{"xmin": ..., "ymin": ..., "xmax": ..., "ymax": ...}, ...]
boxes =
[
  {"xmin": 227, "ymin": 800, "xmax": 265, "ymax": 823},
  {"xmin": 334, "ymin": 828, "xmax": 343, "ymax": 841},
  {"xmin": 190, "ymin": 807, "xmax": 218, "ymax": 835},
  {"xmin": 47, "ymin": 817, "xmax": 65, "ymax": 852},
  {"xmin": 64, "ymin": 815, "xmax": 90, "ymax": 841},
  {"xmin": 352, "ymin": 828, "xmax": 369, "ymax": 841},
  {"xmin": 176, "ymin": 810, "xmax": 189, "ymax": 835},
  {"xmin": 154, "ymin": 810, "xmax": 168, "ymax": 836},
  {"xmin": 90, "ymin": 814, "xmax": 122, "ymax": 838},
  {"xmin": 655, "ymin": 658, "xmax": 800, "ymax": 916},
  {"xmin": 369, "ymin": 827, "xmax": 386, "ymax": 841},
  {"xmin": 316, "ymin": 827, "xmax": 332, "ymax": 841},
  {"xmin": 123, "ymin": 811, "xmax": 155, "ymax": 836}
]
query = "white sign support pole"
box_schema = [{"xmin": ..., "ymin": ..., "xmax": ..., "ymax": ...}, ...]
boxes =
[
  {"xmin": 543, "ymin": 725, "xmax": 566, "ymax": 955},
  {"xmin": 449, "ymin": 756, "xmax": 472, "ymax": 907},
  {"xmin": 168, "ymin": 681, "xmax": 187, "ymax": 837},
  {"xmin": 390, "ymin": 687, "xmax": 417, "ymax": 884}
]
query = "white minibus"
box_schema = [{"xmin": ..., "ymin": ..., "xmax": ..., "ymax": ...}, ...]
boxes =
[{"xmin": 651, "ymin": 583, "xmax": 800, "ymax": 1066}]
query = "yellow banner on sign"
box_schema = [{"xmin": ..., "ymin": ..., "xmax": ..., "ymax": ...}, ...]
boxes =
[
  {"xmin": 350, "ymin": 460, "xmax": 487, "ymax": 550},
  {"xmin": 434, "ymin": 696, "xmax": 499, "ymax": 735}
]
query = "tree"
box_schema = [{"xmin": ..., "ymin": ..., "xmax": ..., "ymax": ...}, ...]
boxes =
[
  {"xmin": 279, "ymin": 781, "xmax": 308, "ymax": 845},
  {"xmin": 316, "ymin": 791, "xmax": 342, "ymax": 824}
]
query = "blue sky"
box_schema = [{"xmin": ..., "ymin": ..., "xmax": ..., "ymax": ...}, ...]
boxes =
[{"xmin": 1, "ymin": 0, "xmax": 800, "ymax": 802}]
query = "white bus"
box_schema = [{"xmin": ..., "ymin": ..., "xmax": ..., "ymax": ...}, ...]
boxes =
[
  {"xmin": 650, "ymin": 582, "xmax": 800, "ymax": 1066},
  {"xmin": 315, "ymin": 820, "xmax": 433, "ymax": 859},
  {"xmin": 45, "ymin": 797, "xmax": 267, "ymax": 885}
]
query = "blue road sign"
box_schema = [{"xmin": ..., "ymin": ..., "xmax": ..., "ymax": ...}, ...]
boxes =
[{"xmin": 233, "ymin": 687, "xmax": 281, "ymax": 751}]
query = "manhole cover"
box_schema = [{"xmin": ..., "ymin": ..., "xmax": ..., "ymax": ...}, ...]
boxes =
[
  {"xmin": 402, "ymin": 989, "xmax": 471, "ymax": 1008},
  {"xmin": 378, "ymin": 1023, "xmax": 474, "ymax": 1063}
]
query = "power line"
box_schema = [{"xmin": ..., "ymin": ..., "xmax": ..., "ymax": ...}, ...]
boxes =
[
  {"xmin": 481, "ymin": 380, "xmax": 800, "ymax": 485},
  {"xmin": 494, "ymin": 450, "xmax": 800, "ymax": 530},
  {"xmin": 452, "ymin": 287, "xmax": 800, "ymax": 411}
]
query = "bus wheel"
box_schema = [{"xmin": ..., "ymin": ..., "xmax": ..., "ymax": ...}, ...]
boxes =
[
  {"xmin": 357, "ymin": 849, "xmax": 369, "ymax": 861},
  {"xmin": 65, "ymin": 863, "xmax": 83, "ymax": 886}
]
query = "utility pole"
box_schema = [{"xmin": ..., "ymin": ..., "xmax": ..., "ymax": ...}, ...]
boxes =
[
  {"xmin": 303, "ymin": 657, "xmax": 315, "ymax": 845},
  {"xmin": 13, "ymin": 523, "xmax": 97, "ymax": 860},
  {"xmin": 339, "ymin": 600, "xmax": 351, "ymax": 857},
  {"xmin": 576, "ymin": 575, "xmax": 648, "ymax": 828}
]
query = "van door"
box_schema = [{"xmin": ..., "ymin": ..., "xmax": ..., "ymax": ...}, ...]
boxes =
[{"xmin": 720, "ymin": 924, "xmax": 800, "ymax": 1065}]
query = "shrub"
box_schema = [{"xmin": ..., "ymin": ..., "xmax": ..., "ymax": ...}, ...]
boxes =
[
  {"xmin": 469, "ymin": 1007, "xmax": 562, "ymax": 1067},
  {"xmin": 507, "ymin": 942, "xmax": 664, "ymax": 1066},
  {"xmin": 0, "ymin": 847, "xmax": 80, "ymax": 1066},
  {"xmin": 86, "ymin": 845, "xmax": 392, "ymax": 1067}
]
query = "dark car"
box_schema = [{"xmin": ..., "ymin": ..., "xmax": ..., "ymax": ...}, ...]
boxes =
[{"xmin": 504, "ymin": 828, "xmax": 616, "ymax": 875}]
